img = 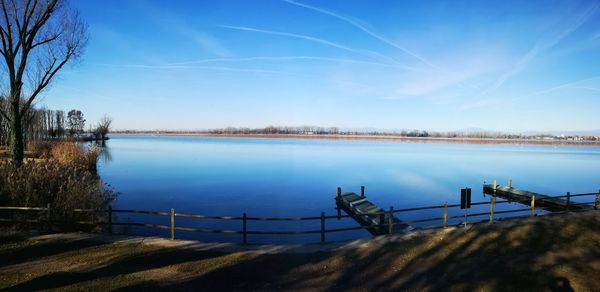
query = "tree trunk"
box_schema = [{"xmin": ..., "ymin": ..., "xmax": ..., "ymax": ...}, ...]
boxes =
[{"xmin": 10, "ymin": 101, "xmax": 24, "ymax": 166}]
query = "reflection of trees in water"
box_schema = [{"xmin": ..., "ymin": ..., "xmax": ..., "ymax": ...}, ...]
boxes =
[
  {"xmin": 83, "ymin": 140, "xmax": 112, "ymax": 164},
  {"xmin": 98, "ymin": 141, "xmax": 112, "ymax": 164}
]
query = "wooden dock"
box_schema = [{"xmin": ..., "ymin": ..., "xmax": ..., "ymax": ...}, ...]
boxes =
[
  {"xmin": 483, "ymin": 182, "xmax": 594, "ymax": 212},
  {"xmin": 335, "ymin": 187, "xmax": 412, "ymax": 236}
]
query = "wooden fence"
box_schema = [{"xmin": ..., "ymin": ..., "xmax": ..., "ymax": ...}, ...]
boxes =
[{"xmin": 1, "ymin": 190, "xmax": 599, "ymax": 244}]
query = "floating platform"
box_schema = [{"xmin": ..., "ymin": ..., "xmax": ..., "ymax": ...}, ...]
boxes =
[
  {"xmin": 483, "ymin": 184, "xmax": 593, "ymax": 212},
  {"xmin": 336, "ymin": 190, "xmax": 412, "ymax": 236}
]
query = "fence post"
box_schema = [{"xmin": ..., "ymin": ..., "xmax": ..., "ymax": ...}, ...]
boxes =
[
  {"xmin": 336, "ymin": 187, "xmax": 342, "ymax": 220},
  {"xmin": 388, "ymin": 206, "xmax": 393, "ymax": 234},
  {"xmin": 108, "ymin": 206, "xmax": 113, "ymax": 234},
  {"xmin": 530, "ymin": 195, "xmax": 535, "ymax": 217},
  {"xmin": 46, "ymin": 203, "xmax": 51, "ymax": 230},
  {"xmin": 566, "ymin": 192, "xmax": 570, "ymax": 212},
  {"xmin": 243, "ymin": 212, "xmax": 247, "ymax": 244},
  {"xmin": 443, "ymin": 202, "xmax": 448, "ymax": 228},
  {"xmin": 361, "ymin": 186, "xmax": 365, "ymax": 198},
  {"xmin": 489, "ymin": 197, "xmax": 496, "ymax": 223},
  {"xmin": 320, "ymin": 211, "xmax": 325, "ymax": 243},
  {"xmin": 170, "ymin": 208, "xmax": 175, "ymax": 240}
]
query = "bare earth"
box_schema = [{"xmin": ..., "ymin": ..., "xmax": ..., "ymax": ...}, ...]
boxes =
[{"xmin": 1, "ymin": 212, "xmax": 599, "ymax": 291}]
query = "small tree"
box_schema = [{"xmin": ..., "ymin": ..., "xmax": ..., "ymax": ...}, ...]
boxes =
[
  {"xmin": 66, "ymin": 109, "xmax": 85, "ymax": 137},
  {"xmin": 94, "ymin": 115, "xmax": 112, "ymax": 141}
]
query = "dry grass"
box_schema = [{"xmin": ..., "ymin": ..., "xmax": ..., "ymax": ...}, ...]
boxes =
[
  {"xmin": 1, "ymin": 211, "xmax": 599, "ymax": 291},
  {"xmin": 0, "ymin": 159, "xmax": 115, "ymax": 220},
  {"xmin": 50, "ymin": 142, "xmax": 101, "ymax": 171}
]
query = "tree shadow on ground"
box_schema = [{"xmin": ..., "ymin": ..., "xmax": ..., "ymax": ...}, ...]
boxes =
[
  {"xmin": 2, "ymin": 213, "xmax": 599, "ymax": 291},
  {"xmin": 0, "ymin": 238, "xmax": 107, "ymax": 268},
  {"xmin": 152, "ymin": 213, "xmax": 599, "ymax": 291}
]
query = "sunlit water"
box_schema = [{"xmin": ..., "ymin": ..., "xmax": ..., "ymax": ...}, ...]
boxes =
[{"xmin": 98, "ymin": 135, "xmax": 600, "ymax": 243}]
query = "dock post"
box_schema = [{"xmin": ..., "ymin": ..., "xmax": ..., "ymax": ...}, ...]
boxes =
[
  {"xmin": 595, "ymin": 190, "xmax": 600, "ymax": 210},
  {"xmin": 493, "ymin": 180, "xmax": 497, "ymax": 191},
  {"xmin": 379, "ymin": 213, "xmax": 385, "ymax": 233},
  {"xmin": 566, "ymin": 192, "xmax": 571, "ymax": 212},
  {"xmin": 361, "ymin": 186, "xmax": 365, "ymax": 198},
  {"xmin": 508, "ymin": 179, "xmax": 512, "ymax": 188},
  {"xmin": 530, "ymin": 195, "xmax": 536, "ymax": 217},
  {"xmin": 443, "ymin": 202, "xmax": 448, "ymax": 228},
  {"xmin": 242, "ymin": 213, "xmax": 247, "ymax": 244},
  {"xmin": 170, "ymin": 208, "xmax": 175, "ymax": 240},
  {"xmin": 388, "ymin": 206, "xmax": 394, "ymax": 234},
  {"xmin": 489, "ymin": 197, "xmax": 496, "ymax": 223},
  {"xmin": 108, "ymin": 206, "xmax": 112, "ymax": 234},
  {"xmin": 320, "ymin": 212, "xmax": 325, "ymax": 243}
]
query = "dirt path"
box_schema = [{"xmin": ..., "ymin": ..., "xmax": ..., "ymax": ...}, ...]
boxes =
[{"xmin": 1, "ymin": 211, "xmax": 599, "ymax": 291}]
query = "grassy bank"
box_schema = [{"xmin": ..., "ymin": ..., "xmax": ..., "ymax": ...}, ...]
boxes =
[{"xmin": 1, "ymin": 211, "xmax": 599, "ymax": 291}]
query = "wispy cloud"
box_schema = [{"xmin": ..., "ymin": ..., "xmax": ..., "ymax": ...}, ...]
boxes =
[
  {"xmin": 184, "ymin": 30, "xmax": 233, "ymax": 57},
  {"xmin": 476, "ymin": 2, "xmax": 600, "ymax": 98},
  {"xmin": 93, "ymin": 63, "xmax": 298, "ymax": 76},
  {"xmin": 283, "ymin": 0, "xmax": 437, "ymax": 69},
  {"xmin": 220, "ymin": 25, "xmax": 416, "ymax": 70},
  {"xmin": 132, "ymin": 1, "xmax": 233, "ymax": 57},
  {"xmin": 462, "ymin": 75, "xmax": 600, "ymax": 110}
]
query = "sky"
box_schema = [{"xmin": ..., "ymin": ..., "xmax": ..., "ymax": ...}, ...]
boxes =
[{"xmin": 40, "ymin": 0, "xmax": 600, "ymax": 132}]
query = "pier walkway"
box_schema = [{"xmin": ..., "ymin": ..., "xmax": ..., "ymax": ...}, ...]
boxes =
[{"xmin": 335, "ymin": 188, "xmax": 412, "ymax": 235}]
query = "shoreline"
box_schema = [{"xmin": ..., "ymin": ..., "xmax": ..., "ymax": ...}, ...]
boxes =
[{"xmin": 110, "ymin": 133, "xmax": 600, "ymax": 146}]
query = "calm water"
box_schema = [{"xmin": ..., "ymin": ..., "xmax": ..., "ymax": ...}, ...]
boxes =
[{"xmin": 98, "ymin": 135, "xmax": 600, "ymax": 243}]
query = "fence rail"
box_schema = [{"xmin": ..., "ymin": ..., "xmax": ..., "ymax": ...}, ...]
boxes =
[{"xmin": 1, "ymin": 190, "xmax": 599, "ymax": 244}]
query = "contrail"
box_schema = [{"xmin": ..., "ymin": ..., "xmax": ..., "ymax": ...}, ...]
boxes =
[
  {"xmin": 463, "ymin": 75, "xmax": 600, "ymax": 110},
  {"xmin": 220, "ymin": 25, "xmax": 414, "ymax": 69},
  {"xmin": 167, "ymin": 56, "xmax": 418, "ymax": 70},
  {"xmin": 93, "ymin": 63, "xmax": 300, "ymax": 75},
  {"xmin": 570, "ymin": 86, "xmax": 600, "ymax": 93},
  {"xmin": 476, "ymin": 2, "xmax": 599, "ymax": 98},
  {"xmin": 519, "ymin": 75, "xmax": 600, "ymax": 100},
  {"xmin": 283, "ymin": 0, "xmax": 437, "ymax": 69},
  {"xmin": 282, "ymin": 0, "xmax": 486, "ymax": 92}
]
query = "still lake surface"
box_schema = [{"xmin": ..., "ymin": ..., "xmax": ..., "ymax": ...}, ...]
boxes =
[{"xmin": 98, "ymin": 135, "xmax": 600, "ymax": 243}]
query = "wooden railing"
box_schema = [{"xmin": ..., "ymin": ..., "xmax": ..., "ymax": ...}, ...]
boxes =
[{"xmin": 1, "ymin": 190, "xmax": 599, "ymax": 244}]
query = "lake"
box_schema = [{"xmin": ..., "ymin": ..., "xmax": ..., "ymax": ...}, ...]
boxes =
[{"xmin": 98, "ymin": 135, "xmax": 600, "ymax": 243}]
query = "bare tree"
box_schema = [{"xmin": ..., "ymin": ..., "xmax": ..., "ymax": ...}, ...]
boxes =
[
  {"xmin": 0, "ymin": 0, "xmax": 87, "ymax": 165},
  {"xmin": 94, "ymin": 115, "xmax": 112, "ymax": 141}
]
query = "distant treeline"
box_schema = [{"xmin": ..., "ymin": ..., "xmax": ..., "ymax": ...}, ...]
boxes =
[{"xmin": 114, "ymin": 126, "xmax": 600, "ymax": 141}]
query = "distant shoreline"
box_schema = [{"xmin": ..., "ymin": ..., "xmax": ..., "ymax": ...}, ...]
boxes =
[{"xmin": 110, "ymin": 133, "xmax": 600, "ymax": 146}]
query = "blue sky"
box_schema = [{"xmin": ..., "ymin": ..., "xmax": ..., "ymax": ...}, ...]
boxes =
[{"xmin": 42, "ymin": 0, "xmax": 600, "ymax": 132}]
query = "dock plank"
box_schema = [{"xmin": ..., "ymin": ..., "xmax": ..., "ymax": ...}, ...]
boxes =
[
  {"xmin": 336, "ymin": 191, "xmax": 412, "ymax": 236},
  {"xmin": 483, "ymin": 184, "xmax": 593, "ymax": 212}
]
